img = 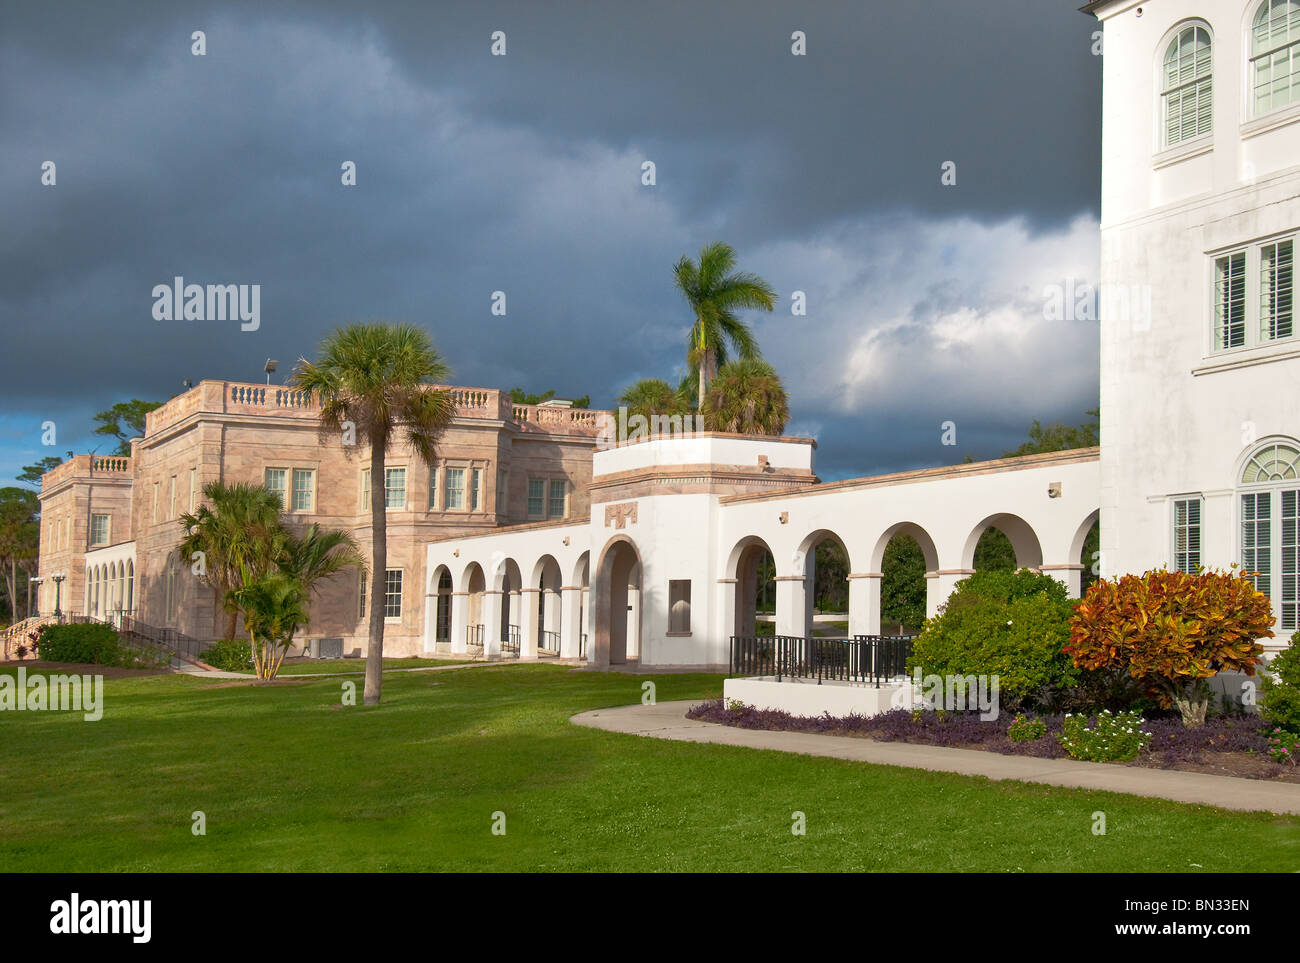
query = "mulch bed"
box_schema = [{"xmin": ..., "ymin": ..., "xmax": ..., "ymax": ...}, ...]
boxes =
[{"xmin": 688, "ymin": 699, "xmax": 1300, "ymax": 783}]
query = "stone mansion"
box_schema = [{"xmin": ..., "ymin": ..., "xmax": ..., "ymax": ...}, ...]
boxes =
[{"xmin": 29, "ymin": 0, "xmax": 1300, "ymax": 667}]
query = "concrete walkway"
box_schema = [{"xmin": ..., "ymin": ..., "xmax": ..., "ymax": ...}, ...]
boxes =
[{"xmin": 572, "ymin": 700, "xmax": 1300, "ymax": 816}]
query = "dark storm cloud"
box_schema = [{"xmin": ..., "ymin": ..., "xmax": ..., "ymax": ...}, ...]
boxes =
[{"xmin": 0, "ymin": 0, "xmax": 1101, "ymax": 483}]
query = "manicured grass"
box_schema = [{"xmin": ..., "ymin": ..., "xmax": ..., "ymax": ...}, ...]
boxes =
[
  {"xmin": 276, "ymin": 656, "xmax": 471, "ymax": 676},
  {"xmin": 0, "ymin": 662, "xmax": 1297, "ymax": 872}
]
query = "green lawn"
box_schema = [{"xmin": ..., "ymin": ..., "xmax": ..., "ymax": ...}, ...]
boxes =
[
  {"xmin": 276, "ymin": 656, "xmax": 471, "ymax": 675},
  {"xmin": 1, "ymin": 662, "xmax": 1297, "ymax": 872}
]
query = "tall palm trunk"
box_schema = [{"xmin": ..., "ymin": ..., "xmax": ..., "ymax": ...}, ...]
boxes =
[{"xmin": 365, "ymin": 430, "xmax": 388, "ymax": 705}]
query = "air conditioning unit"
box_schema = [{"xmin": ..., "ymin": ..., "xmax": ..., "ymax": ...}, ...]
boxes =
[{"xmin": 308, "ymin": 637, "xmax": 344, "ymax": 659}]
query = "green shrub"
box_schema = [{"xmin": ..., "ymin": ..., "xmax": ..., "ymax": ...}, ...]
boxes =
[
  {"xmin": 1007, "ymin": 713, "xmax": 1047, "ymax": 742},
  {"xmin": 1266, "ymin": 728, "xmax": 1300, "ymax": 766},
  {"xmin": 1058, "ymin": 709, "xmax": 1151, "ymax": 762},
  {"xmin": 35, "ymin": 623, "xmax": 134, "ymax": 666},
  {"xmin": 201, "ymin": 638, "xmax": 254, "ymax": 672},
  {"xmin": 1262, "ymin": 634, "xmax": 1300, "ymax": 734},
  {"xmin": 907, "ymin": 569, "xmax": 1078, "ymax": 709}
]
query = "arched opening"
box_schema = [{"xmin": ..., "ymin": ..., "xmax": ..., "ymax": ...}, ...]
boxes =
[
  {"xmin": 571, "ymin": 551, "xmax": 590, "ymax": 660},
  {"xmin": 594, "ymin": 537, "xmax": 642, "ymax": 665},
  {"xmin": 1071, "ymin": 510, "xmax": 1101, "ymax": 595},
  {"xmin": 962, "ymin": 513, "xmax": 1044, "ymax": 572},
  {"xmin": 431, "ymin": 565, "xmax": 453, "ymax": 645},
  {"xmin": 462, "ymin": 562, "xmax": 485, "ymax": 650},
  {"xmin": 869, "ymin": 522, "xmax": 939, "ymax": 634},
  {"xmin": 531, "ymin": 555, "xmax": 563, "ymax": 656},
  {"xmin": 495, "ymin": 558, "xmax": 522, "ymax": 655},
  {"xmin": 729, "ymin": 536, "xmax": 777, "ymax": 638},
  {"xmin": 796, "ymin": 529, "xmax": 851, "ymax": 638},
  {"xmin": 126, "ymin": 560, "xmax": 135, "ymax": 616}
]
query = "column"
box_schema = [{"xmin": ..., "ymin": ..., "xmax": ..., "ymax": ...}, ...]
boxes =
[
  {"xmin": 1039, "ymin": 563, "xmax": 1084, "ymax": 597},
  {"xmin": 423, "ymin": 592, "xmax": 438, "ymax": 653},
  {"xmin": 847, "ymin": 573, "xmax": 881, "ymax": 636},
  {"xmin": 450, "ymin": 591, "xmax": 469, "ymax": 654},
  {"xmin": 928, "ymin": 569, "xmax": 971, "ymax": 618},
  {"xmin": 560, "ymin": 586, "xmax": 582, "ymax": 658},
  {"xmin": 520, "ymin": 587, "xmax": 540, "ymax": 659},
  {"xmin": 774, "ymin": 575, "xmax": 807, "ymax": 637},
  {"xmin": 482, "ymin": 589, "xmax": 503, "ymax": 659}
]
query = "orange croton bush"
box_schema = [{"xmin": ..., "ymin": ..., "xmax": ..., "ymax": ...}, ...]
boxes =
[{"xmin": 1066, "ymin": 568, "xmax": 1274, "ymax": 727}]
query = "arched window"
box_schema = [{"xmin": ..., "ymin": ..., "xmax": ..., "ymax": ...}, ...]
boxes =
[
  {"xmin": 1161, "ymin": 24, "xmax": 1213, "ymax": 147},
  {"xmin": 1251, "ymin": 0, "xmax": 1300, "ymax": 116},
  {"xmin": 1239, "ymin": 441, "xmax": 1300, "ymax": 631}
]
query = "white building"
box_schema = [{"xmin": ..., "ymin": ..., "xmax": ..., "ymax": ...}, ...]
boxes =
[{"xmin": 424, "ymin": 0, "xmax": 1300, "ymax": 673}]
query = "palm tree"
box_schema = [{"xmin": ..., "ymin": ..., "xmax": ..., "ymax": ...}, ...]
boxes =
[
  {"xmin": 616, "ymin": 378, "xmax": 692, "ymax": 423},
  {"xmin": 278, "ymin": 524, "xmax": 365, "ymax": 598},
  {"xmin": 701, "ymin": 359, "xmax": 790, "ymax": 435},
  {"xmin": 673, "ymin": 242, "xmax": 777, "ymax": 410},
  {"xmin": 230, "ymin": 573, "xmax": 310, "ymax": 680},
  {"xmin": 179, "ymin": 482, "xmax": 285, "ymax": 638},
  {"xmin": 291, "ymin": 323, "xmax": 456, "ymax": 706}
]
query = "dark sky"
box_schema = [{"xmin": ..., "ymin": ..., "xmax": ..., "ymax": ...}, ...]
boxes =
[{"xmin": 0, "ymin": 0, "xmax": 1103, "ymax": 483}]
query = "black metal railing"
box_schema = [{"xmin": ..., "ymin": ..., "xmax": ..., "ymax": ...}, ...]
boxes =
[
  {"xmin": 729, "ymin": 634, "xmax": 915, "ymax": 688},
  {"xmin": 540, "ymin": 629, "xmax": 560, "ymax": 651},
  {"xmin": 466, "ymin": 623, "xmax": 484, "ymax": 649},
  {"xmin": 118, "ymin": 615, "xmax": 211, "ymax": 670},
  {"xmin": 501, "ymin": 624, "xmax": 520, "ymax": 657},
  {"xmin": 579, "ymin": 633, "xmax": 588, "ymax": 659}
]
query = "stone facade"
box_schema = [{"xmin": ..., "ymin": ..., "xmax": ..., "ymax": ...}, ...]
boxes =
[{"xmin": 35, "ymin": 381, "xmax": 606, "ymax": 656}]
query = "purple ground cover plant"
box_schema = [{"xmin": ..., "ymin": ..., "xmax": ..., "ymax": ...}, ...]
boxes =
[{"xmin": 688, "ymin": 699, "xmax": 1276, "ymax": 766}]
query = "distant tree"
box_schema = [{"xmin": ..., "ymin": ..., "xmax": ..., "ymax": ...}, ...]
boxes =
[
  {"xmin": 0, "ymin": 488, "xmax": 39, "ymax": 622},
  {"xmin": 812, "ymin": 540, "xmax": 848, "ymax": 612},
  {"xmin": 973, "ymin": 528, "xmax": 1017, "ymax": 571},
  {"xmin": 674, "ymin": 242, "xmax": 777, "ymax": 409},
  {"xmin": 17, "ymin": 456, "xmax": 63, "ymax": 488},
  {"xmin": 509, "ymin": 388, "xmax": 590, "ymax": 408},
  {"xmin": 881, "ymin": 534, "xmax": 927, "ymax": 630},
  {"xmin": 701, "ymin": 359, "xmax": 789, "ymax": 435},
  {"xmin": 1002, "ymin": 409, "xmax": 1099, "ymax": 458},
  {"xmin": 92, "ymin": 399, "xmax": 163, "ymax": 456},
  {"xmin": 617, "ymin": 379, "xmax": 693, "ymax": 422}
]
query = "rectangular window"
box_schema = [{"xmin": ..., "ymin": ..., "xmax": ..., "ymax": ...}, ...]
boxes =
[
  {"xmin": 669, "ymin": 579, "xmax": 692, "ymax": 634},
  {"xmin": 1242, "ymin": 491, "xmax": 1273, "ymax": 598},
  {"xmin": 1173, "ymin": 497, "xmax": 1202, "ymax": 573},
  {"xmin": 548, "ymin": 479, "xmax": 566, "ymax": 519},
  {"xmin": 360, "ymin": 468, "xmax": 370, "ymax": 509},
  {"xmin": 153, "ymin": 482, "xmax": 159, "ymax": 523},
  {"xmin": 291, "ymin": 468, "xmax": 315, "ymax": 512},
  {"xmin": 384, "ymin": 569, "xmax": 403, "ymax": 619},
  {"xmin": 470, "ymin": 468, "xmax": 482, "ymax": 511},
  {"xmin": 90, "ymin": 514, "xmax": 110, "ymax": 547},
  {"xmin": 1261, "ymin": 239, "xmax": 1294, "ymax": 342},
  {"xmin": 264, "ymin": 468, "xmax": 287, "ymax": 508},
  {"xmin": 1284, "ymin": 489, "xmax": 1299, "ymax": 632},
  {"xmin": 1214, "ymin": 252, "xmax": 1246, "ymax": 350},
  {"xmin": 189, "ymin": 467, "xmax": 198, "ymax": 512},
  {"xmin": 527, "ymin": 479, "xmax": 545, "ymax": 518},
  {"xmin": 384, "ymin": 467, "xmax": 406, "ymax": 509},
  {"xmin": 445, "ymin": 468, "xmax": 465, "ymax": 510},
  {"xmin": 169, "ymin": 475, "xmax": 177, "ymax": 518},
  {"xmin": 358, "ymin": 571, "xmax": 367, "ymax": 620},
  {"xmin": 428, "ymin": 468, "xmax": 438, "ymax": 510}
]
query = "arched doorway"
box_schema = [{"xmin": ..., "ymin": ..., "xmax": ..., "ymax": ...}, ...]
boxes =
[
  {"xmin": 431, "ymin": 566, "xmax": 453, "ymax": 645},
  {"xmin": 871, "ymin": 522, "xmax": 940, "ymax": 634},
  {"xmin": 463, "ymin": 562, "xmax": 485, "ymax": 650},
  {"xmin": 796, "ymin": 529, "xmax": 851, "ymax": 638},
  {"xmin": 962, "ymin": 513, "xmax": 1044, "ymax": 572},
  {"xmin": 730, "ymin": 536, "xmax": 777, "ymax": 638},
  {"xmin": 496, "ymin": 558, "xmax": 522, "ymax": 655},
  {"xmin": 532, "ymin": 555, "xmax": 563, "ymax": 655},
  {"xmin": 594, "ymin": 537, "xmax": 641, "ymax": 665}
]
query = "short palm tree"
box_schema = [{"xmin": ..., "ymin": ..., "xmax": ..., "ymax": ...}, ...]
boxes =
[
  {"xmin": 674, "ymin": 242, "xmax": 777, "ymax": 410},
  {"xmin": 291, "ymin": 323, "xmax": 456, "ymax": 705},
  {"xmin": 179, "ymin": 482, "xmax": 285, "ymax": 638},
  {"xmin": 701, "ymin": 359, "xmax": 790, "ymax": 435},
  {"xmin": 229, "ymin": 573, "xmax": 310, "ymax": 680}
]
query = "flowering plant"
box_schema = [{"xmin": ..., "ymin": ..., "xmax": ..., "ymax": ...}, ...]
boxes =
[{"xmin": 1058, "ymin": 709, "xmax": 1151, "ymax": 762}]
